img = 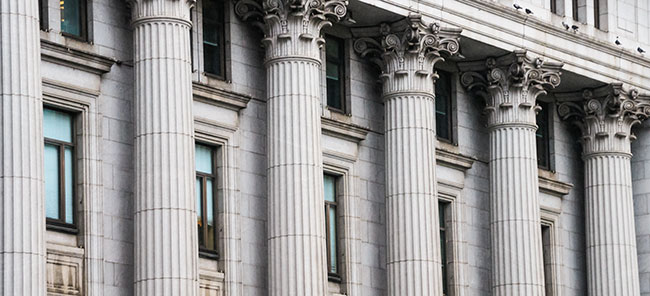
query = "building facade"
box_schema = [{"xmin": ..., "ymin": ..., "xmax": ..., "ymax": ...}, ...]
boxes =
[{"xmin": 1, "ymin": 0, "xmax": 650, "ymax": 295}]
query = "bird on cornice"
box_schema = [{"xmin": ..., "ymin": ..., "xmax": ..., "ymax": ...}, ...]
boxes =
[
  {"xmin": 525, "ymin": 8, "xmax": 533, "ymax": 14},
  {"xmin": 562, "ymin": 22, "xmax": 570, "ymax": 30},
  {"xmin": 615, "ymin": 37, "xmax": 622, "ymax": 46},
  {"xmin": 571, "ymin": 25, "xmax": 579, "ymax": 32},
  {"xmin": 513, "ymin": 3, "xmax": 522, "ymax": 10},
  {"xmin": 639, "ymin": 47, "xmax": 646, "ymax": 54}
]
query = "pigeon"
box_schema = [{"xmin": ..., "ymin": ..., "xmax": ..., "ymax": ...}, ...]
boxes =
[
  {"xmin": 639, "ymin": 47, "xmax": 646, "ymax": 54},
  {"xmin": 525, "ymin": 8, "xmax": 533, "ymax": 14},
  {"xmin": 562, "ymin": 22, "xmax": 570, "ymax": 30},
  {"xmin": 615, "ymin": 37, "xmax": 621, "ymax": 46},
  {"xmin": 513, "ymin": 3, "xmax": 523, "ymax": 10},
  {"xmin": 571, "ymin": 25, "xmax": 579, "ymax": 32}
]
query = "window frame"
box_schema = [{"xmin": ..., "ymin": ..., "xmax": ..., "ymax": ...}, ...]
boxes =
[
  {"xmin": 435, "ymin": 69, "xmax": 455, "ymax": 144},
  {"xmin": 191, "ymin": 0, "xmax": 230, "ymax": 83},
  {"xmin": 39, "ymin": 0, "xmax": 49, "ymax": 31},
  {"xmin": 324, "ymin": 173, "xmax": 341, "ymax": 282},
  {"xmin": 439, "ymin": 200, "xmax": 450, "ymax": 296},
  {"xmin": 536, "ymin": 101, "xmax": 552, "ymax": 171},
  {"xmin": 43, "ymin": 106, "xmax": 78, "ymax": 233},
  {"xmin": 324, "ymin": 34, "xmax": 347, "ymax": 114},
  {"xmin": 59, "ymin": 0, "xmax": 88, "ymax": 41},
  {"xmin": 201, "ymin": 0, "xmax": 226, "ymax": 80},
  {"xmin": 196, "ymin": 142, "xmax": 220, "ymax": 259}
]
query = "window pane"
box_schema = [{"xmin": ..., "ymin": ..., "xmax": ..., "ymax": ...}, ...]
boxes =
[
  {"xmin": 45, "ymin": 144, "xmax": 60, "ymax": 219},
  {"xmin": 44, "ymin": 108, "xmax": 73, "ymax": 142},
  {"xmin": 536, "ymin": 103, "xmax": 550, "ymax": 168},
  {"xmin": 328, "ymin": 207, "xmax": 337, "ymax": 274},
  {"xmin": 206, "ymin": 178, "xmax": 216, "ymax": 250},
  {"xmin": 435, "ymin": 70, "xmax": 452, "ymax": 141},
  {"xmin": 203, "ymin": 0, "xmax": 224, "ymax": 76},
  {"xmin": 325, "ymin": 36, "xmax": 344, "ymax": 110},
  {"xmin": 324, "ymin": 175, "xmax": 336, "ymax": 202},
  {"xmin": 196, "ymin": 177, "xmax": 204, "ymax": 247},
  {"xmin": 65, "ymin": 147, "xmax": 74, "ymax": 224},
  {"xmin": 195, "ymin": 144, "xmax": 214, "ymax": 174},
  {"xmin": 439, "ymin": 202, "xmax": 448, "ymax": 295},
  {"xmin": 60, "ymin": 0, "xmax": 82, "ymax": 36}
]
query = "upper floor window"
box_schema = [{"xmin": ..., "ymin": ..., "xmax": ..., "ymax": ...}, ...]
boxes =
[
  {"xmin": 44, "ymin": 107, "xmax": 76, "ymax": 230},
  {"xmin": 324, "ymin": 174, "xmax": 340, "ymax": 281},
  {"xmin": 435, "ymin": 70, "xmax": 453, "ymax": 143},
  {"xmin": 196, "ymin": 143, "xmax": 218, "ymax": 257},
  {"xmin": 550, "ymin": 0, "xmax": 564, "ymax": 15},
  {"xmin": 60, "ymin": 0, "xmax": 86, "ymax": 39},
  {"xmin": 202, "ymin": 0, "xmax": 226, "ymax": 78},
  {"xmin": 439, "ymin": 201, "xmax": 450, "ymax": 295},
  {"xmin": 536, "ymin": 102, "xmax": 551, "ymax": 170},
  {"xmin": 325, "ymin": 35, "xmax": 346, "ymax": 112},
  {"xmin": 39, "ymin": 0, "xmax": 48, "ymax": 31}
]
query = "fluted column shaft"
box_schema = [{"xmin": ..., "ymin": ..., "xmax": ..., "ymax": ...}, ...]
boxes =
[
  {"xmin": 0, "ymin": 0, "xmax": 46, "ymax": 295},
  {"xmin": 460, "ymin": 51, "xmax": 563, "ymax": 296},
  {"xmin": 130, "ymin": 1, "xmax": 197, "ymax": 295}
]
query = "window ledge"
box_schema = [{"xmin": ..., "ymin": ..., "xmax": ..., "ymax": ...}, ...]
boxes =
[
  {"xmin": 539, "ymin": 169, "xmax": 574, "ymax": 196},
  {"xmin": 321, "ymin": 117, "xmax": 370, "ymax": 143},
  {"xmin": 436, "ymin": 143, "xmax": 475, "ymax": 171},
  {"xmin": 40, "ymin": 38, "xmax": 117, "ymax": 75},
  {"xmin": 192, "ymin": 82, "xmax": 253, "ymax": 111}
]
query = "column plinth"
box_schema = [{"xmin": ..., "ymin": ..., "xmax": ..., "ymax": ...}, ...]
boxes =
[
  {"xmin": 0, "ymin": 0, "xmax": 46, "ymax": 294},
  {"xmin": 129, "ymin": 1, "xmax": 198, "ymax": 295},
  {"xmin": 235, "ymin": 0, "xmax": 348, "ymax": 294},
  {"xmin": 558, "ymin": 84, "xmax": 647, "ymax": 296},
  {"xmin": 461, "ymin": 51, "xmax": 562, "ymax": 296},
  {"xmin": 354, "ymin": 15, "xmax": 461, "ymax": 295}
]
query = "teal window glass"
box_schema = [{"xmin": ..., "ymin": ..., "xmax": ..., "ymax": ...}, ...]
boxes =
[
  {"xmin": 439, "ymin": 201, "xmax": 449, "ymax": 295},
  {"xmin": 324, "ymin": 174, "xmax": 339, "ymax": 278},
  {"xmin": 325, "ymin": 35, "xmax": 345, "ymax": 111},
  {"xmin": 196, "ymin": 143, "xmax": 218, "ymax": 255},
  {"xmin": 435, "ymin": 70, "xmax": 453, "ymax": 142},
  {"xmin": 43, "ymin": 107, "xmax": 75, "ymax": 227},
  {"xmin": 203, "ymin": 0, "xmax": 225, "ymax": 77},
  {"xmin": 60, "ymin": 0, "xmax": 84, "ymax": 37}
]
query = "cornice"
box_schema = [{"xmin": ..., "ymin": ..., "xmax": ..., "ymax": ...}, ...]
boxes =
[
  {"xmin": 435, "ymin": 145, "xmax": 475, "ymax": 171},
  {"xmin": 539, "ymin": 173, "xmax": 573, "ymax": 196},
  {"xmin": 321, "ymin": 117, "xmax": 370, "ymax": 143},
  {"xmin": 40, "ymin": 39, "xmax": 117, "ymax": 75},
  {"xmin": 192, "ymin": 82, "xmax": 253, "ymax": 111}
]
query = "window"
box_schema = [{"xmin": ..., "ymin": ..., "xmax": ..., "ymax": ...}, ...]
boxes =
[
  {"xmin": 435, "ymin": 70, "xmax": 453, "ymax": 142},
  {"xmin": 39, "ymin": 0, "xmax": 48, "ymax": 31},
  {"xmin": 536, "ymin": 102, "xmax": 551, "ymax": 170},
  {"xmin": 325, "ymin": 35, "xmax": 345, "ymax": 112},
  {"xmin": 550, "ymin": 0, "xmax": 557, "ymax": 14},
  {"xmin": 572, "ymin": 0, "xmax": 579, "ymax": 21},
  {"xmin": 324, "ymin": 174, "xmax": 340, "ymax": 280},
  {"xmin": 196, "ymin": 143, "xmax": 218, "ymax": 257},
  {"xmin": 60, "ymin": 0, "xmax": 86, "ymax": 39},
  {"xmin": 44, "ymin": 107, "xmax": 76, "ymax": 230},
  {"xmin": 203, "ymin": 0, "xmax": 226, "ymax": 78},
  {"xmin": 593, "ymin": 0, "xmax": 601, "ymax": 29},
  {"xmin": 550, "ymin": 0, "xmax": 564, "ymax": 15},
  {"xmin": 541, "ymin": 224, "xmax": 553, "ymax": 296},
  {"xmin": 439, "ymin": 201, "xmax": 450, "ymax": 295}
]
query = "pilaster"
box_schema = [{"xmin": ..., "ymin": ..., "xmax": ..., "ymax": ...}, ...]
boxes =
[
  {"xmin": 354, "ymin": 15, "xmax": 461, "ymax": 296},
  {"xmin": 128, "ymin": 1, "xmax": 198, "ymax": 295},
  {"xmin": 0, "ymin": 0, "xmax": 46, "ymax": 295},
  {"xmin": 460, "ymin": 51, "xmax": 562, "ymax": 296},
  {"xmin": 234, "ymin": 0, "xmax": 347, "ymax": 295},
  {"xmin": 557, "ymin": 83, "xmax": 648, "ymax": 296}
]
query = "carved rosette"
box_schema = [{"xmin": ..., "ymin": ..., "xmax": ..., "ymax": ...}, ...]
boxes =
[
  {"xmin": 127, "ymin": 0, "xmax": 196, "ymax": 24},
  {"xmin": 353, "ymin": 14, "xmax": 461, "ymax": 96},
  {"xmin": 557, "ymin": 83, "xmax": 650, "ymax": 156},
  {"xmin": 234, "ymin": 0, "xmax": 348, "ymax": 61},
  {"xmin": 460, "ymin": 50, "xmax": 562, "ymax": 128}
]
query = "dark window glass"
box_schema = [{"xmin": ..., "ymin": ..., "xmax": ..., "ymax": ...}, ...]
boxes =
[
  {"xmin": 325, "ymin": 35, "xmax": 345, "ymax": 111},
  {"xmin": 435, "ymin": 70, "xmax": 453, "ymax": 142},
  {"xmin": 44, "ymin": 107, "xmax": 76, "ymax": 230},
  {"xmin": 196, "ymin": 143, "xmax": 218, "ymax": 256},
  {"xmin": 541, "ymin": 224, "xmax": 553, "ymax": 295},
  {"xmin": 594, "ymin": 0, "xmax": 601, "ymax": 29},
  {"xmin": 536, "ymin": 102, "xmax": 551, "ymax": 169},
  {"xmin": 60, "ymin": 0, "xmax": 85, "ymax": 38},
  {"xmin": 550, "ymin": 0, "xmax": 557, "ymax": 14},
  {"xmin": 324, "ymin": 174, "xmax": 340, "ymax": 280},
  {"xmin": 572, "ymin": 0, "xmax": 579, "ymax": 21},
  {"xmin": 439, "ymin": 201, "xmax": 449, "ymax": 296},
  {"xmin": 39, "ymin": 0, "xmax": 48, "ymax": 31},
  {"xmin": 203, "ymin": 0, "xmax": 225, "ymax": 78}
]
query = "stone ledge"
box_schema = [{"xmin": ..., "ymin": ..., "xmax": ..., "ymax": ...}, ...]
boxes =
[
  {"xmin": 321, "ymin": 117, "xmax": 371, "ymax": 143},
  {"xmin": 192, "ymin": 82, "xmax": 253, "ymax": 111},
  {"xmin": 40, "ymin": 39, "xmax": 117, "ymax": 75},
  {"xmin": 539, "ymin": 173, "xmax": 574, "ymax": 196},
  {"xmin": 436, "ymin": 143, "xmax": 475, "ymax": 171}
]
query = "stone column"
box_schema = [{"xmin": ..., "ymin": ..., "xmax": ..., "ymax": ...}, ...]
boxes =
[
  {"xmin": 558, "ymin": 84, "xmax": 646, "ymax": 296},
  {"xmin": 0, "ymin": 0, "xmax": 46, "ymax": 295},
  {"xmin": 354, "ymin": 15, "xmax": 461, "ymax": 295},
  {"xmin": 460, "ymin": 51, "xmax": 562, "ymax": 296},
  {"xmin": 129, "ymin": 1, "xmax": 198, "ymax": 295},
  {"xmin": 234, "ymin": 0, "xmax": 347, "ymax": 294}
]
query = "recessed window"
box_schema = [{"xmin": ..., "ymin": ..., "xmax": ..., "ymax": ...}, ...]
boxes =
[
  {"xmin": 196, "ymin": 143, "xmax": 218, "ymax": 257},
  {"xmin": 541, "ymin": 224, "xmax": 554, "ymax": 296},
  {"xmin": 572, "ymin": 0, "xmax": 579, "ymax": 21},
  {"xmin": 550, "ymin": 0, "xmax": 564, "ymax": 15},
  {"xmin": 435, "ymin": 70, "xmax": 453, "ymax": 143},
  {"xmin": 439, "ymin": 201, "xmax": 450, "ymax": 296},
  {"xmin": 325, "ymin": 35, "xmax": 345, "ymax": 112},
  {"xmin": 593, "ymin": 0, "xmax": 601, "ymax": 29},
  {"xmin": 536, "ymin": 102, "xmax": 551, "ymax": 170},
  {"xmin": 60, "ymin": 0, "xmax": 86, "ymax": 39},
  {"xmin": 324, "ymin": 174, "xmax": 340, "ymax": 280},
  {"xmin": 203, "ymin": 0, "xmax": 225, "ymax": 78},
  {"xmin": 44, "ymin": 107, "xmax": 76, "ymax": 229},
  {"xmin": 39, "ymin": 0, "xmax": 48, "ymax": 31}
]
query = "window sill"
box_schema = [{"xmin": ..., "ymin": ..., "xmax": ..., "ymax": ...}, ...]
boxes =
[
  {"xmin": 46, "ymin": 221, "xmax": 78, "ymax": 235},
  {"xmin": 199, "ymin": 249, "xmax": 220, "ymax": 261},
  {"xmin": 40, "ymin": 34, "xmax": 117, "ymax": 75},
  {"xmin": 327, "ymin": 274, "xmax": 342, "ymax": 283}
]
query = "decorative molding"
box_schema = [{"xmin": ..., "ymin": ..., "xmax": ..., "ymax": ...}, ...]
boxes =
[
  {"xmin": 40, "ymin": 39, "xmax": 117, "ymax": 75},
  {"xmin": 192, "ymin": 82, "xmax": 253, "ymax": 111},
  {"xmin": 435, "ymin": 147, "xmax": 475, "ymax": 171},
  {"xmin": 127, "ymin": 0, "xmax": 195, "ymax": 23},
  {"xmin": 557, "ymin": 83, "xmax": 650, "ymax": 156},
  {"xmin": 539, "ymin": 174, "xmax": 573, "ymax": 196},
  {"xmin": 460, "ymin": 50, "xmax": 563, "ymax": 128},
  {"xmin": 321, "ymin": 117, "xmax": 370, "ymax": 143}
]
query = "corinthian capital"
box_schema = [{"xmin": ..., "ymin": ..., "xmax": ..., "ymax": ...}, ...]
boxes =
[
  {"xmin": 127, "ymin": 0, "xmax": 196, "ymax": 23},
  {"xmin": 557, "ymin": 83, "xmax": 650, "ymax": 156},
  {"xmin": 352, "ymin": 14, "xmax": 461, "ymax": 95},
  {"xmin": 459, "ymin": 50, "xmax": 562, "ymax": 127}
]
